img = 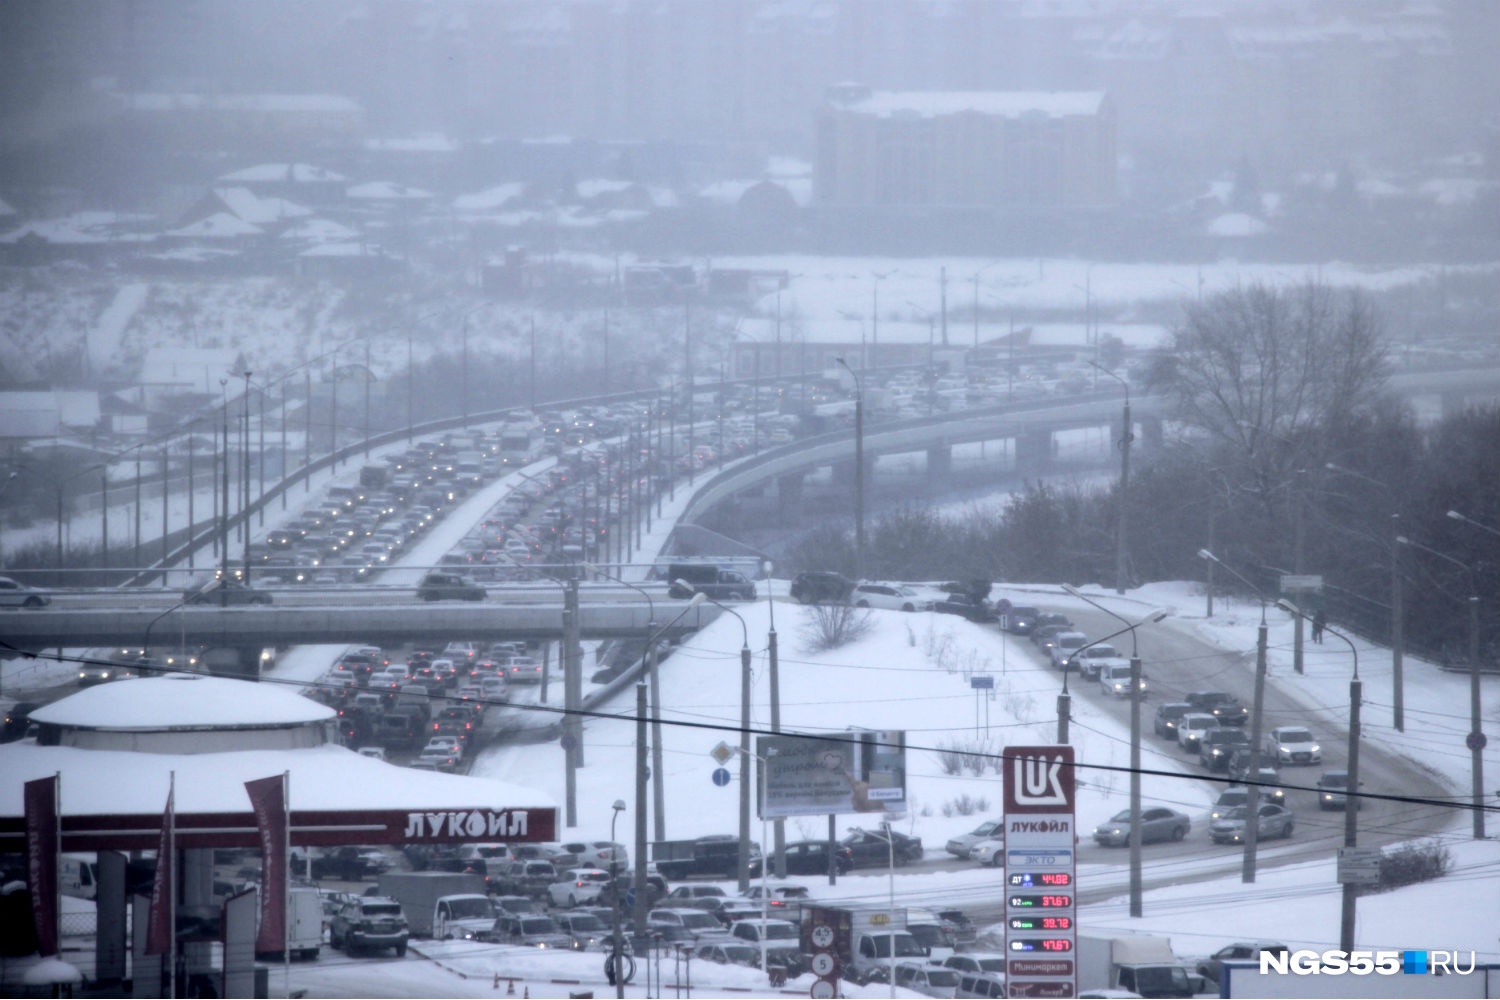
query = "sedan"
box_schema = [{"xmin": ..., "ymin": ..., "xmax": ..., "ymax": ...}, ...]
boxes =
[
  {"xmin": 1209, "ymin": 803, "xmax": 1295, "ymax": 844},
  {"xmin": 0, "ymin": 576, "xmax": 50, "ymax": 609},
  {"xmin": 1263, "ymin": 725, "xmax": 1322, "ymax": 765},
  {"xmin": 968, "ymin": 836, "xmax": 1006, "ymax": 867},
  {"xmin": 945, "ymin": 819, "xmax": 1003, "ymax": 859},
  {"xmin": 182, "ymin": 579, "xmax": 272, "ymax": 605},
  {"xmin": 851, "ymin": 582, "xmax": 930, "ymax": 612},
  {"xmin": 1316, "ymin": 770, "xmax": 1361, "ymax": 810},
  {"xmin": 841, "ymin": 827, "xmax": 923, "ymax": 867},
  {"xmin": 547, "ymin": 868, "xmax": 612, "ymax": 908},
  {"xmin": 1092, "ymin": 806, "xmax": 1191, "ymax": 846},
  {"xmin": 750, "ymin": 840, "xmax": 853, "ymax": 876}
]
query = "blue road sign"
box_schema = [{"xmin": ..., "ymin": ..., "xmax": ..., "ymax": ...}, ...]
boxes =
[{"xmin": 711, "ymin": 767, "xmax": 732, "ymax": 787}]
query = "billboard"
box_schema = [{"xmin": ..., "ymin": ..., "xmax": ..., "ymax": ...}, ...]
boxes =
[{"xmin": 756, "ymin": 731, "xmax": 906, "ymax": 818}]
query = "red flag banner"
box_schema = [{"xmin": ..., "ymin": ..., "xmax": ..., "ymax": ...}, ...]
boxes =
[
  {"xmin": 145, "ymin": 780, "xmax": 174, "ymax": 956},
  {"xmin": 22, "ymin": 777, "xmax": 59, "ymax": 958},
  {"xmin": 244, "ymin": 775, "xmax": 286, "ymax": 955}
]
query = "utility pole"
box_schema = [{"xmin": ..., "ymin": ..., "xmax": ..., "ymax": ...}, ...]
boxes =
[
  {"xmin": 563, "ymin": 577, "xmax": 581, "ymax": 827},
  {"xmin": 1242, "ymin": 614, "xmax": 1269, "ymax": 883},
  {"xmin": 633, "ymin": 681, "xmax": 648, "ymax": 940}
]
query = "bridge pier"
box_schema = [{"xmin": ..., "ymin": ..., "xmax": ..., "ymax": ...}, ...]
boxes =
[
  {"xmin": 776, "ymin": 473, "xmax": 805, "ymax": 522},
  {"xmin": 926, "ymin": 444, "xmax": 952, "ymax": 482},
  {"xmin": 1015, "ymin": 430, "xmax": 1054, "ymax": 475}
]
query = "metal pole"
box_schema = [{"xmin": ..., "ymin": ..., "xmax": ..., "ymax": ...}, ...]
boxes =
[
  {"xmin": 1057, "ymin": 682, "xmax": 1070, "ymax": 743},
  {"xmin": 1469, "ymin": 596, "xmax": 1485, "ymax": 840},
  {"xmin": 1341, "ymin": 675, "xmax": 1361, "ymax": 950},
  {"xmin": 768, "ymin": 619, "xmax": 784, "ymax": 878},
  {"xmin": 1391, "ymin": 519, "xmax": 1404, "ymax": 731},
  {"xmin": 633, "ymin": 681, "xmax": 649, "ymax": 940},
  {"xmin": 737, "ymin": 640, "xmax": 752, "ymax": 894},
  {"xmin": 1116, "ymin": 395, "xmax": 1131, "ymax": 594},
  {"xmin": 241, "ymin": 371, "xmax": 251, "ymax": 583},
  {"xmin": 1242, "ymin": 614, "xmax": 1268, "ymax": 882},
  {"xmin": 610, "ymin": 800, "xmax": 626, "ymax": 1000},
  {"xmin": 1128, "ymin": 654, "xmax": 1142, "ymax": 916}
]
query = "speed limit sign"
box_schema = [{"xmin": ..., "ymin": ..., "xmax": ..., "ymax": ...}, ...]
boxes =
[{"xmin": 811, "ymin": 952, "xmax": 836, "ymax": 977}]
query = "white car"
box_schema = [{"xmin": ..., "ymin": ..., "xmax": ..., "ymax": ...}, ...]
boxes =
[
  {"xmin": 851, "ymin": 582, "xmax": 931, "ymax": 612},
  {"xmin": 0, "ymin": 576, "xmax": 51, "ymax": 609},
  {"xmin": 557, "ymin": 840, "xmax": 629, "ymax": 870},
  {"xmin": 547, "ymin": 868, "xmax": 612, "ymax": 908},
  {"xmin": 1069, "ymin": 643, "xmax": 1127, "ymax": 680},
  {"xmin": 423, "ymin": 736, "xmax": 463, "ymax": 758},
  {"xmin": 1047, "ymin": 631, "xmax": 1089, "ymax": 668},
  {"xmin": 968, "ymin": 836, "xmax": 1006, "ymax": 867},
  {"xmin": 1177, "ymin": 713, "xmax": 1220, "ymax": 753},
  {"xmin": 1098, "ymin": 662, "xmax": 1148, "ymax": 698},
  {"xmin": 1264, "ymin": 725, "xmax": 1322, "ymax": 765}
]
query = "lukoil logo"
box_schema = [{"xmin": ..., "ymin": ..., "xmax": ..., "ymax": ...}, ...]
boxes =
[{"xmin": 1261, "ymin": 950, "xmax": 1477, "ymax": 976}]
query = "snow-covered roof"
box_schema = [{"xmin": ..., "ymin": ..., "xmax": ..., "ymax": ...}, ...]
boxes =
[
  {"xmin": 0, "ymin": 212, "xmax": 154, "ymax": 246},
  {"xmin": 0, "ymin": 741, "xmax": 554, "ymax": 821},
  {"xmin": 166, "ymin": 212, "xmax": 263, "ymax": 239},
  {"xmin": 279, "ymin": 218, "xmax": 360, "ymax": 242},
  {"xmin": 346, "ymin": 181, "xmax": 434, "ymax": 201},
  {"xmin": 211, "ymin": 186, "xmax": 312, "ymax": 224},
  {"xmin": 834, "ymin": 90, "xmax": 1107, "ymax": 120},
  {"xmin": 453, "ymin": 183, "xmax": 526, "ymax": 212},
  {"xmin": 138, "ymin": 347, "xmax": 244, "ymax": 391},
  {"xmin": 123, "ymin": 93, "xmax": 360, "ymax": 114},
  {"xmin": 31, "ymin": 674, "xmax": 332, "ymax": 731},
  {"xmin": 0, "ymin": 391, "xmax": 101, "ymax": 437},
  {"xmin": 218, "ymin": 163, "xmax": 347, "ymax": 184}
]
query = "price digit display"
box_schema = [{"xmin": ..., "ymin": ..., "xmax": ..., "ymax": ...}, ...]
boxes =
[
  {"xmin": 1009, "ymin": 916, "xmax": 1074, "ymax": 931},
  {"xmin": 1008, "ymin": 894, "xmax": 1073, "ymax": 909},
  {"xmin": 1009, "ymin": 938, "xmax": 1074, "ymax": 953},
  {"xmin": 1008, "ymin": 871, "xmax": 1073, "ymax": 888}
]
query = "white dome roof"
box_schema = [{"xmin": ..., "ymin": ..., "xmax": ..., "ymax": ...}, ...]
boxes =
[{"xmin": 30, "ymin": 673, "xmax": 334, "ymax": 731}]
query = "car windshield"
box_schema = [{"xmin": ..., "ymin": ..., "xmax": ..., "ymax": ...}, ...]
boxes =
[
  {"xmin": 1281, "ymin": 730, "xmax": 1313, "ymax": 743},
  {"xmin": 681, "ymin": 912, "xmax": 721, "ymax": 930},
  {"xmin": 564, "ymin": 915, "xmax": 605, "ymax": 931},
  {"xmin": 449, "ymin": 898, "xmax": 492, "ymax": 919},
  {"xmin": 725, "ymin": 945, "xmax": 758, "ymax": 961},
  {"xmin": 1322, "ymin": 774, "xmax": 1349, "ymax": 788},
  {"xmin": 762, "ymin": 923, "xmax": 798, "ymax": 940},
  {"xmin": 927, "ymin": 970, "xmax": 961, "ymax": 987},
  {"xmin": 1218, "ymin": 807, "xmax": 1247, "ymax": 821},
  {"xmin": 909, "ymin": 924, "xmax": 955, "ymax": 948},
  {"xmin": 1108, "ymin": 809, "xmax": 1134, "ymax": 823},
  {"xmin": 362, "ymin": 904, "xmax": 402, "ymax": 917},
  {"xmin": 520, "ymin": 917, "xmax": 558, "ymax": 933},
  {"xmin": 871, "ymin": 935, "xmax": 927, "ymax": 958}
]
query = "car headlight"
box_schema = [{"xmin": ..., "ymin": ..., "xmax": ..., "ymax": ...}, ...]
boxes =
[{"xmin": 1310, "ymin": 744, "xmax": 1321, "ymax": 755}]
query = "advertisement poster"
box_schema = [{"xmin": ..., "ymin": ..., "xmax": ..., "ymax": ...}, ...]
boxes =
[{"xmin": 757, "ymin": 731, "xmax": 906, "ymax": 818}]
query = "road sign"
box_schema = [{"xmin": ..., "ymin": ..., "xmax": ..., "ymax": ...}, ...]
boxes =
[
  {"xmin": 1279, "ymin": 574, "xmax": 1324, "ymax": 592},
  {"xmin": 1337, "ymin": 846, "xmax": 1383, "ymax": 885},
  {"xmin": 811, "ymin": 952, "xmax": 835, "ymax": 976},
  {"xmin": 711, "ymin": 767, "xmax": 732, "ymax": 787},
  {"xmin": 710, "ymin": 741, "xmax": 734, "ymax": 765},
  {"xmin": 971, "ymin": 675, "xmax": 995, "ymax": 690},
  {"xmin": 1005, "ymin": 745, "xmax": 1076, "ymax": 997},
  {"xmin": 559, "ymin": 733, "xmax": 577, "ymax": 752},
  {"xmin": 1468, "ymin": 731, "xmax": 1488, "ymax": 752}
]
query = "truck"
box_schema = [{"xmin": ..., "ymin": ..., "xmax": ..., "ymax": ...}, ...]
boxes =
[
  {"xmin": 499, "ymin": 421, "xmax": 544, "ymax": 467},
  {"xmin": 359, "ymin": 464, "xmax": 390, "ymax": 489},
  {"xmin": 800, "ymin": 904, "xmax": 929, "ymax": 986},
  {"xmin": 376, "ymin": 871, "xmax": 494, "ymax": 940},
  {"xmin": 651, "ymin": 835, "xmax": 760, "ymax": 880},
  {"xmin": 1077, "ymin": 932, "xmax": 1200, "ymax": 998},
  {"xmin": 454, "ymin": 450, "xmax": 484, "ymax": 486},
  {"xmin": 255, "ymin": 885, "xmax": 323, "ymax": 962}
]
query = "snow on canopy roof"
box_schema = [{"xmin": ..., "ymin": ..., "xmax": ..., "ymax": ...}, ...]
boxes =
[
  {"xmin": 218, "ymin": 163, "xmax": 347, "ymax": 184},
  {"xmin": 166, "ymin": 212, "xmax": 263, "ymax": 239},
  {"xmin": 0, "ymin": 741, "xmax": 554, "ymax": 818},
  {"xmin": 837, "ymin": 90, "xmax": 1107, "ymax": 120},
  {"xmin": 346, "ymin": 181, "xmax": 433, "ymax": 200},
  {"xmin": 211, "ymin": 186, "xmax": 312, "ymax": 224},
  {"xmin": 30, "ymin": 674, "xmax": 333, "ymax": 731}
]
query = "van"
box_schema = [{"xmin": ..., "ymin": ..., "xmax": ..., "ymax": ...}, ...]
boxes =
[
  {"xmin": 61, "ymin": 853, "xmax": 98, "ymax": 900},
  {"xmin": 665, "ymin": 563, "xmax": 756, "ymax": 602}
]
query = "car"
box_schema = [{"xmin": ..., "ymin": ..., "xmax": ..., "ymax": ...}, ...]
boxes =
[
  {"xmin": 1029, "ymin": 622, "xmax": 1070, "ymax": 651},
  {"xmin": 851, "ymin": 582, "xmax": 929, "ymax": 612},
  {"xmin": 662, "ymin": 884, "xmax": 729, "ymax": 913},
  {"xmin": 182, "ymin": 578, "xmax": 272, "ymax": 605},
  {"xmin": 1263, "ymin": 725, "xmax": 1322, "ymax": 765},
  {"xmin": 893, "ymin": 960, "xmax": 963, "ymax": 998},
  {"xmin": 310, "ymin": 846, "xmax": 390, "ymax": 881},
  {"xmin": 932, "ymin": 593, "xmax": 997, "ymax": 623},
  {"xmin": 944, "ymin": 952, "xmax": 1007, "ymax": 976},
  {"xmin": 329, "ymin": 896, "xmax": 409, "ymax": 956},
  {"xmin": 1209, "ymin": 803, "xmax": 1295, "ymax": 844},
  {"xmin": 728, "ymin": 917, "xmax": 805, "ymax": 969},
  {"xmin": 498, "ymin": 859, "xmax": 558, "ymax": 898},
  {"xmin": 1092, "ymin": 806, "xmax": 1191, "ymax": 846},
  {"xmin": 1153, "ymin": 702, "xmax": 1193, "ymax": 740},
  {"xmin": 1046, "ymin": 631, "xmax": 1090, "ymax": 668},
  {"xmin": 841, "ymin": 827, "xmax": 923, "ymax": 867},
  {"xmin": 491, "ymin": 894, "xmax": 542, "ymax": 916},
  {"xmin": 741, "ymin": 882, "xmax": 812, "ymax": 911},
  {"xmin": 945, "ymin": 818, "xmax": 1004, "ymax": 859},
  {"xmin": 954, "ymin": 970, "xmax": 1008, "ymax": 998},
  {"xmin": 78, "ymin": 663, "xmax": 136, "ymax": 687},
  {"xmin": 1066, "ymin": 643, "xmax": 1126, "ymax": 681},
  {"xmin": 1210, "ymin": 787, "xmax": 1250, "ymax": 821},
  {"xmin": 552, "ymin": 910, "xmax": 613, "ymax": 951},
  {"xmin": 1032, "ymin": 611, "xmax": 1074, "ymax": 632},
  {"xmin": 557, "ymin": 840, "xmax": 629, "ymax": 872},
  {"xmin": 750, "ymin": 840, "xmax": 853, "ymax": 877},
  {"xmin": 1098, "ymin": 661, "xmax": 1149, "ymax": 698},
  {"xmin": 968, "ymin": 836, "xmax": 1006, "ymax": 867},
  {"xmin": 1176, "ymin": 712, "xmax": 1220, "ymax": 753},
  {"xmin": 422, "ymin": 735, "xmax": 463, "ymax": 758},
  {"xmin": 1185, "ymin": 690, "xmax": 1250, "ymax": 727},
  {"xmin": 493, "ymin": 912, "xmax": 572, "ymax": 949},
  {"xmin": 416, "ymin": 572, "xmax": 486, "ymax": 602},
  {"xmin": 1226, "ymin": 756, "xmax": 1286, "ymax": 804},
  {"xmin": 695, "ymin": 941, "xmax": 763, "ymax": 969},
  {"xmin": 1197, "ymin": 941, "xmax": 1290, "ymax": 984},
  {"xmin": 1316, "ymin": 769, "xmax": 1361, "ymax": 810},
  {"xmin": 547, "ymin": 868, "xmax": 612, "ymax": 908},
  {"xmin": 1200, "ymin": 727, "xmax": 1252, "ymax": 770},
  {"xmin": 0, "ymin": 576, "xmax": 51, "ymax": 609},
  {"xmin": 790, "ymin": 571, "xmax": 854, "ymax": 605},
  {"xmin": 505, "ymin": 656, "xmax": 544, "ymax": 683},
  {"xmin": 647, "ymin": 907, "xmax": 731, "ymax": 944},
  {"xmin": 999, "ymin": 604, "xmax": 1041, "ymax": 634}
]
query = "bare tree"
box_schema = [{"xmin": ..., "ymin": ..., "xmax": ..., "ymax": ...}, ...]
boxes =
[{"xmin": 1147, "ymin": 282, "xmax": 1388, "ymax": 515}]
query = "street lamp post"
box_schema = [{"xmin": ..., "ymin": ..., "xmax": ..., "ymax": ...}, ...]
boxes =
[
  {"xmin": 835, "ymin": 358, "xmax": 864, "ymax": 580},
  {"xmin": 1447, "ymin": 508, "xmax": 1500, "ymax": 539},
  {"xmin": 608, "ymin": 798, "xmax": 627, "ymax": 999},
  {"xmin": 1396, "ymin": 535, "xmax": 1485, "ymax": 840},
  {"xmin": 1063, "ymin": 586, "xmax": 1166, "ymax": 918},
  {"xmin": 1199, "ymin": 549, "xmax": 1270, "ymax": 881},
  {"xmin": 1278, "ymin": 599, "xmax": 1361, "ymax": 951},
  {"xmin": 694, "ymin": 591, "xmax": 754, "ymax": 893}
]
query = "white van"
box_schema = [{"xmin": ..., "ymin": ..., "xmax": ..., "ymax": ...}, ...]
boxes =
[{"xmin": 60, "ymin": 853, "xmax": 98, "ymax": 900}]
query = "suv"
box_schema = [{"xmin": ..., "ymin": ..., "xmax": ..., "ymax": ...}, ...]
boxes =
[
  {"xmin": 851, "ymin": 582, "xmax": 927, "ymax": 612},
  {"xmin": 790, "ymin": 571, "xmax": 854, "ymax": 605},
  {"xmin": 1200, "ymin": 727, "xmax": 1252, "ymax": 771},
  {"xmin": 1185, "ymin": 690, "xmax": 1250, "ymax": 727},
  {"xmin": 330, "ymin": 896, "xmax": 409, "ymax": 956},
  {"xmin": 416, "ymin": 572, "xmax": 486, "ymax": 602},
  {"xmin": 1153, "ymin": 702, "xmax": 1193, "ymax": 740}
]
